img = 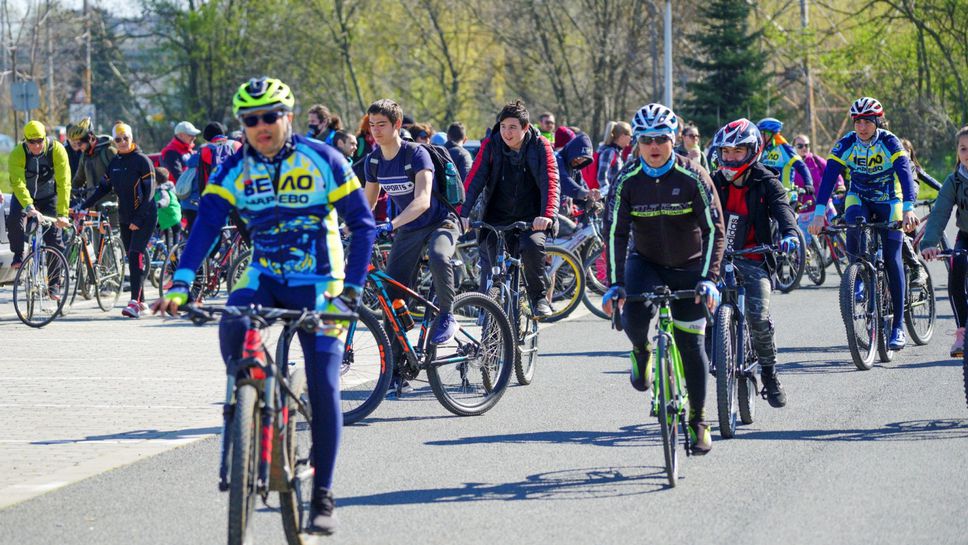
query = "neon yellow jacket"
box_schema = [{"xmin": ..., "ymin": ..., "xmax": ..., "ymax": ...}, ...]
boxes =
[{"xmin": 9, "ymin": 138, "xmax": 71, "ymax": 217}]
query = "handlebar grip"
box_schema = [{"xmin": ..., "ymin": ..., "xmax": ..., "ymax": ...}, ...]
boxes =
[{"xmin": 611, "ymin": 307, "xmax": 623, "ymax": 332}]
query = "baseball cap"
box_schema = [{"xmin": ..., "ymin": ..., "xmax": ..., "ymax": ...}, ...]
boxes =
[{"xmin": 174, "ymin": 121, "xmax": 201, "ymax": 136}]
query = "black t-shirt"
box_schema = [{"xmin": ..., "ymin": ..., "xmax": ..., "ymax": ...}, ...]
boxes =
[{"xmin": 485, "ymin": 155, "xmax": 541, "ymax": 225}]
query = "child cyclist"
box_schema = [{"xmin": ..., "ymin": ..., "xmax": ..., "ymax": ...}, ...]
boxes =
[{"xmin": 920, "ymin": 126, "xmax": 968, "ymax": 357}]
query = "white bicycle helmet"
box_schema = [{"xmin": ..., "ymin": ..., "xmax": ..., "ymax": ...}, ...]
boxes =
[
  {"xmin": 631, "ymin": 103, "xmax": 679, "ymax": 137},
  {"xmin": 849, "ymin": 97, "xmax": 884, "ymax": 119}
]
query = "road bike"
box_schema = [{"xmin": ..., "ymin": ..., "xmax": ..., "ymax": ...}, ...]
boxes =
[
  {"xmin": 180, "ymin": 303, "xmax": 356, "ymax": 545},
  {"xmin": 62, "ymin": 210, "xmax": 125, "ymax": 313},
  {"xmin": 613, "ymin": 286, "xmax": 698, "ymax": 487},
  {"xmin": 160, "ymin": 225, "xmax": 249, "ymax": 302},
  {"xmin": 342, "ymin": 260, "xmax": 515, "ymax": 420},
  {"xmin": 12, "ymin": 215, "xmax": 70, "ymax": 327},
  {"xmin": 711, "ymin": 245, "xmax": 776, "ymax": 439}
]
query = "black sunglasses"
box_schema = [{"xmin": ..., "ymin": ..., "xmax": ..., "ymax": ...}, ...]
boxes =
[
  {"xmin": 795, "ymin": 142, "xmax": 809, "ymax": 148},
  {"xmin": 26, "ymin": 138, "xmax": 44, "ymax": 145},
  {"xmin": 637, "ymin": 134, "xmax": 672, "ymax": 145},
  {"xmin": 114, "ymin": 136, "xmax": 130, "ymax": 143},
  {"xmin": 241, "ymin": 110, "xmax": 286, "ymax": 128}
]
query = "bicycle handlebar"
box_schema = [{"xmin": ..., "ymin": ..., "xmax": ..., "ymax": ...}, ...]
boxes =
[
  {"xmin": 471, "ymin": 221, "xmax": 530, "ymax": 234},
  {"xmin": 179, "ymin": 303, "xmax": 357, "ymax": 332},
  {"xmin": 725, "ymin": 244, "xmax": 775, "ymax": 258}
]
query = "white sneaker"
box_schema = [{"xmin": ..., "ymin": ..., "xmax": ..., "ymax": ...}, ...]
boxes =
[{"xmin": 121, "ymin": 300, "xmax": 142, "ymax": 319}]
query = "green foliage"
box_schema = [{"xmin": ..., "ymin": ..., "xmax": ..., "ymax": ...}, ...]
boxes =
[
  {"xmin": 682, "ymin": 0, "xmax": 768, "ymax": 136},
  {"xmin": 0, "ymin": 153, "xmax": 9, "ymax": 194}
]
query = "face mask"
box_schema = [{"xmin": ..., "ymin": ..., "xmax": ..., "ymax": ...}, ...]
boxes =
[{"xmin": 308, "ymin": 123, "xmax": 320, "ymax": 135}]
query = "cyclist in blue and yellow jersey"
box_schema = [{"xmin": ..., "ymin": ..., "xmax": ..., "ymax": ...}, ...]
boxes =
[
  {"xmin": 602, "ymin": 103, "xmax": 725, "ymax": 456},
  {"xmin": 808, "ymin": 97, "xmax": 919, "ymax": 350},
  {"xmin": 152, "ymin": 77, "xmax": 376, "ymax": 536},
  {"xmin": 757, "ymin": 117, "xmax": 813, "ymax": 202}
]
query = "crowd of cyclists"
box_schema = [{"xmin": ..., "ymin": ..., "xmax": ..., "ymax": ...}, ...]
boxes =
[{"xmin": 9, "ymin": 74, "xmax": 968, "ymax": 538}]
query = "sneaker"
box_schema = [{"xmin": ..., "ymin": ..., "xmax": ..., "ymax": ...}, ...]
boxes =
[
  {"xmin": 121, "ymin": 299, "xmax": 141, "ymax": 319},
  {"xmin": 909, "ymin": 262, "xmax": 929, "ymax": 288},
  {"xmin": 951, "ymin": 328, "xmax": 965, "ymax": 358},
  {"xmin": 430, "ymin": 312, "xmax": 458, "ymax": 344},
  {"xmin": 760, "ymin": 367, "xmax": 787, "ymax": 408},
  {"xmin": 387, "ymin": 376, "xmax": 413, "ymax": 397},
  {"xmin": 888, "ymin": 326, "xmax": 906, "ymax": 351},
  {"xmin": 306, "ymin": 488, "xmax": 338, "ymax": 535},
  {"xmin": 533, "ymin": 298, "xmax": 554, "ymax": 319},
  {"xmin": 629, "ymin": 346, "xmax": 653, "ymax": 392},
  {"xmin": 138, "ymin": 301, "xmax": 149, "ymax": 312},
  {"xmin": 688, "ymin": 416, "xmax": 712, "ymax": 455}
]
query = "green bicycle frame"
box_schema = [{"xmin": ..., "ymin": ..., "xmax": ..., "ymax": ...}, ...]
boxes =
[{"xmin": 652, "ymin": 304, "xmax": 689, "ymax": 422}]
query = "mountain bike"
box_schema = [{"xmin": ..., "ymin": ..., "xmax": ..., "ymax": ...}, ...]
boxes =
[
  {"xmin": 62, "ymin": 210, "xmax": 125, "ymax": 313},
  {"xmin": 711, "ymin": 245, "xmax": 776, "ymax": 439},
  {"xmin": 12, "ymin": 215, "xmax": 69, "ymax": 327},
  {"xmin": 343, "ymin": 260, "xmax": 515, "ymax": 419},
  {"xmin": 832, "ymin": 219, "xmax": 900, "ymax": 370},
  {"xmin": 475, "ymin": 221, "xmax": 541, "ymax": 385},
  {"xmin": 771, "ymin": 221, "xmax": 806, "ymax": 293},
  {"xmin": 613, "ymin": 286, "xmax": 697, "ymax": 487}
]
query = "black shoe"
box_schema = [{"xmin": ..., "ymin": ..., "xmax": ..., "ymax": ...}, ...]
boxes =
[
  {"xmin": 760, "ymin": 368, "xmax": 787, "ymax": 408},
  {"xmin": 909, "ymin": 263, "xmax": 929, "ymax": 288},
  {"xmin": 306, "ymin": 488, "xmax": 338, "ymax": 535},
  {"xmin": 533, "ymin": 298, "xmax": 554, "ymax": 318}
]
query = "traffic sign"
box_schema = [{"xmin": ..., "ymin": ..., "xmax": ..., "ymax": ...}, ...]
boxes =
[{"xmin": 11, "ymin": 81, "xmax": 39, "ymax": 112}]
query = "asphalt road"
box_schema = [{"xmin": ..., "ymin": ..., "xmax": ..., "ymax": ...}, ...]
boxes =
[{"xmin": 1, "ymin": 259, "xmax": 966, "ymax": 545}]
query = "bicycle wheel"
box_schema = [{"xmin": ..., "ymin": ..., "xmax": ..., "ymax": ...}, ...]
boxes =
[
  {"xmin": 840, "ymin": 263, "xmax": 877, "ymax": 370},
  {"xmin": 159, "ymin": 242, "xmax": 206, "ymax": 303},
  {"xmin": 540, "ymin": 246, "xmax": 585, "ymax": 322},
  {"xmin": 95, "ymin": 235, "xmax": 124, "ymax": 311},
  {"xmin": 147, "ymin": 243, "xmax": 167, "ymax": 289},
  {"xmin": 830, "ymin": 233, "xmax": 849, "ymax": 276},
  {"xmin": 877, "ymin": 273, "xmax": 894, "ymax": 363},
  {"xmin": 279, "ymin": 368, "xmax": 314, "ymax": 544},
  {"xmin": 63, "ymin": 240, "xmax": 81, "ymax": 314},
  {"xmin": 341, "ymin": 306, "xmax": 394, "ymax": 425},
  {"xmin": 514, "ymin": 288, "xmax": 539, "ymax": 385},
  {"xmin": 774, "ymin": 227, "xmax": 806, "ymax": 293},
  {"xmin": 905, "ymin": 260, "xmax": 935, "ymax": 345},
  {"xmin": 582, "ymin": 238, "xmax": 608, "ymax": 295},
  {"xmin": 655, "ymin": 334, "xmax": 678, "ymax": 487},
  {"xmin": 805, "ymin": 235, "xmax": 826, "ymax": 286},
  {"xmin": 581, "ymin": 249, "xmax": 610, "ymax": 320},
  {"xmin": 427, "ymin": 292, "xmax": 515, "ymax": 416},
  {"xmin": 963, "ymin": 346, "xmax": 968, "ymax": 410},
  {"xmin": 227, "ymin": 250, "xmax": 251, "ymax": 293},
  {"xmin": 13, "ymin": 247, "xmax": 70, "ymax": 328},
  {"xmin": 228, "ymin": 384, "xmax": 261, "ymax": 545},
  {"xmin": 713, "ymin": 304, "xmax": 738, "ymax": 439}
]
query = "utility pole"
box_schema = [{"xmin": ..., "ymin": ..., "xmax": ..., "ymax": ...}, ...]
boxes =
[
  {"xmin": 83, "ymin": 0, "xmax": 91, "ymax": 105},
  {"xmin": 11, "ymin": 45, "xmax": 16, "ymax": 140},
  {"xmin": 801, "ymin": 0, "xmax": 816, "ymax": 146},
  {"xmin": 46, "ymin": 0, "xmax": 54, "ymax": 121},
  {"xmin": 663, "ymin": 0, "xmax": 673, "ymax": 108}
]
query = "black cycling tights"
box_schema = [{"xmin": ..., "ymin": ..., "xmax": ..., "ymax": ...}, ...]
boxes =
[
  {"xmin": 620, "ymin": 253, "xmax": 709, "ymax": 419},
  {"xmin": 950, "ymin": 231, "xmax": 968, "ymax": 328}
]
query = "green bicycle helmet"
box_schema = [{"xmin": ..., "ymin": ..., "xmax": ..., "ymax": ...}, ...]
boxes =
[{"xmin": 233, "ymin": 77, "xmax": 295, "ymax": 117}]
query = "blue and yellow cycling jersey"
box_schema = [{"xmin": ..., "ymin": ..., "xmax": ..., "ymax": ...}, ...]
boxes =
[
  {"xmin": 174, "ymin": 134, "xmax": 376, "ymax": 289},
  {"xmin": 813, "ymin": 128, "xmax": 915, "ymax": 211},
  {"xmin": 760, "ymin": 134, "xmax": 811, "ymax": 192}
]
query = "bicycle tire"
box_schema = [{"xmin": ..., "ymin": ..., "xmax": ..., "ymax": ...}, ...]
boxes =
[
  {"xmin": 963, "ymin": 346, "xmax": 968, "ymax": 411},
  {"xmin": 341, "ymin": 306, "xmax": 394, "ymax": 425},
  {"xmin": 227, "ymin": 250, "xmax": 251, "ymax": 293},
  {"xmin": 829, "ymin": 233, "xmax": 849, "ymax": 277},
  {"xmin": 427, "ymin": 292, "xmax": 515, "ymax": 416},
  {"xmin": 540, "ymin": 246, "xmax": 585, "ymax": 323},
  {"xmin": 775, "ymin": 226, "xmax": 806, "ymax": 293},
  {"xmin": 713, "ymin": 304, "xmax": 738, "ymax": 439},
  {"xmin": 95, "ymin": 236, "xmax": 124, "ymax": 311},
  {"xmin": 228, "ymin": 384, "xmax": 260, "ymax": 545},
  {"xmin": 655, "ymin": 334, "xmax": 678, "ymax": 487},
  {"xmin": 13, "ymin": 247, "xmax": 69, "ymax": 328},
  {"xmin": 877, "ymin": 272, "xmax": 895, "ymax": 363},
  {"xmin": 905, "ymin": 260, "xmax": 936, "ymax": 345},
  {"xmin": 582, "ymin": 237, "xmax": 608, "ymax": 295},
  {"xmin": 805, "ymin": 235, "xmax": 826, "ymax": 286},
  {"xmin": 279, "ymin": 368, "xmax": 314, "ymax": 545},
  {"xmin": 580, "ymin": 252, "xmax": 610, "ymax": 320},
  {"xmin": 840, "ymin": 263, "xmax": 877, "ymax": 370}
]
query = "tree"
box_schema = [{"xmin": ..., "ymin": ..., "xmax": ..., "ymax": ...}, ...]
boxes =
[{"xmin": 682, "ymin": 0, "xmax": 768, "ymax": 136}]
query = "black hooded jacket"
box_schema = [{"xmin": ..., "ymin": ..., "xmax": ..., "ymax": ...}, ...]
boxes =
[{"xmin": 555, "ymin": 130, "xmax": 594, "ymax": 202}]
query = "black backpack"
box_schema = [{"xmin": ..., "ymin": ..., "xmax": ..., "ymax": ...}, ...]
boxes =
[{"xmin": 367, "ymin": 141, "xmax": 465, "ymax": 214}]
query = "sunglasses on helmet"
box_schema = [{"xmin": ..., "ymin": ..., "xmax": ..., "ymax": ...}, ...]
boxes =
[{"xmin": 241, "ymin": 110, "xmax": 287, "ymax": 128}]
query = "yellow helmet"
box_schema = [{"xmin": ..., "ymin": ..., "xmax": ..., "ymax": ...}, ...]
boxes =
[
  {"xmin": 233, "ymin": 77, "xmax": 294, "ymax": 117},
  {"xmin": 23, "ymin": 120, "xmax": 46, "ymax": 140},
  {"xmin": 67, "ymin": 117, "xmax": 92, "ymax": 140}
]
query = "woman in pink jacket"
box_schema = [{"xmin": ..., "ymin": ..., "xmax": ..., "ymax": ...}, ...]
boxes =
[{"xmin": 793, "ymin": 134, "xmax": 844, "ymax": 237}]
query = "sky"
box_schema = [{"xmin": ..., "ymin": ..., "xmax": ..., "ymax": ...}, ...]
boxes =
[{"xmin": 14, "ymin": 0, "xmax": 145, "ymax": 18}]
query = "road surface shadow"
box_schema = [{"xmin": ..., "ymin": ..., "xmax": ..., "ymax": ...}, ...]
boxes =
[
  {"xmin": 425, "ymin": 423, "xmax": 665, "ymax": 449},
  {"xmin": 30, "ymin": 425, "xmax": 220, "ymax": 445},
  {"xmin": 888, "ymin": 358, "xmax": 962, "ymax": 370},
  {"xmin": 779, "ymin": 359, "xmax": 856, "ymax": 375},
  {"xmin": 340, "ymin": 465, "xmax": 670, "ymax": 506},
  {"xmin": 778, "ymin": 345, "xmax": 850, "ymax": 354},
  {"xmin": 738, "ymin": 419, "xmax": 968, "ymax": 443},
  {"xmin": 541, "ymin": 350, "xmax": 628, "ymax": 359}
]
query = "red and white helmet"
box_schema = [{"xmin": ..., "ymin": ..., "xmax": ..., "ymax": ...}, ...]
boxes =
[
  {"xmin": 711, "ymin": 118, "xmax": 761, "ymax": 182},
  {"xmin": 850, "ymin": 97, "xmax": 884, "ymax": 119}
]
